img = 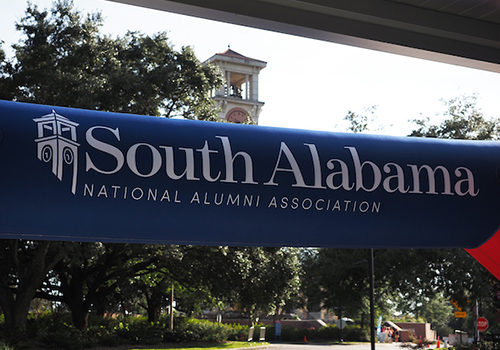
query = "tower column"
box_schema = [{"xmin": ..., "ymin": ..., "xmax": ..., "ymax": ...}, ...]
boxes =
[
  {"xmin": 251, "ymin": 74, "xmax": 259, "ymax": 101},
  {"xmin": 245, "ymin": 75, "xmax": 250, "ymax": 99}
]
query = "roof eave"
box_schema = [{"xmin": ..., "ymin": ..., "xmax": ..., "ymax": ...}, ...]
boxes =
[{"xmin": 107, "ymin": 0, "xmax": 500, "ymax": 73}]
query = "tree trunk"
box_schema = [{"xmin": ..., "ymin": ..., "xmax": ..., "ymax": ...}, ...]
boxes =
[
  {"xmin": 147, "ymin": 304, "xmax": 161, "ymax": 323},
  {"xmin": 0, "ymin": 277, "xmax": 16, "ymax": 329},
  {"xmin": 58, "ymin": 272, "xmax": 91, "ymax": 330},
  {"xmin": 145, "ymin": 290, "xmax": 162, "ymax": 323},
  {"xmin": 169, "ymin": 284, "xmax": 174, "ymax": 330},
  {"xmin": 70, "ymin": 302, "xmax": 90, "ymax": 330},
  {"xmin": 0, "ymin": 241, "xmax": 66, "ymax": 336},
  {"xmin": 0, "ymin": 301, "xmax": 31, "ymax": 339},
  {"xmin": 10, "ymin": 297, "xmax": 32, "ymax": 334}
]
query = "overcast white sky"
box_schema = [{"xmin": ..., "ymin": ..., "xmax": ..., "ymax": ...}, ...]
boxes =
[{"xmin": 2, "ymin": 0, "xmax": 500, "ymax": 136}]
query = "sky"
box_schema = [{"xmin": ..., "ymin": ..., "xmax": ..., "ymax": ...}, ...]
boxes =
[{"xmin": 2, "ymin": 0, "xmax": 500, "ymax": 136}]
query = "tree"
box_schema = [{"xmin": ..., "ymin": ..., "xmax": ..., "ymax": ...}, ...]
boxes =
[
  {"xmin": 408, "ymin": 94, "xmax": 500, "ymax": 334},
  {"xmin": 129, "ymin": 270, "xmax": 175, "ymax": 323},
  {"xmin": 409, "ymin": 94, "xmax": 500, "ymax": 140},
  {"xmin": 0, "ymin": 241, "xmax": 68, "ymax": 334},
  {"xmin": 38, "ymin": 243, "xmax": 163, "ymax": 329},
  {"xmin": 376, "ymin": 249, "xmax": 491, "ymax": 307},
  {"xmin": 0, "ymin": 0, "xmax": 222, "ymax": 119},
  {"xmin": 302, "ymin": 248, "xmax": 495, "ymax": 332},
  {"xmin": 229, "ymin": 247, "xmax": 301, "ymax": 324},
  {"xmin": 342, "ymin": 106, "xmax": 381, "ymax": 133},
  {"xmin": 117, "ymin": 245, "xmax": 228, "ymax": 323},
  {"xmin": 300, "ymin": 95, "xmax": 499, "ymax": 335},
  {"xmin": 0, "ymin": 41, "xmax": 6, "ymax": 70},
  {"xmin": 0, "ymin": 0, "xmax": 223, "ymax": 333},
  {"xmin": 157, "ymin": 246, "xmax": 302, "ymax": 325},
  {"xmin": 302, "ymin": 249, "xmax": 394, "ymax": 326}
]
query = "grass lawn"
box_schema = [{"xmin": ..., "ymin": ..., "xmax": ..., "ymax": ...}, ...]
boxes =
[
  {"xmin": 152, "ymin": 341, "xmax": 270, "ymax": 349},
  {"xmin": 90, "ymin": 341, "xmax": 271, "ymax": 350}
]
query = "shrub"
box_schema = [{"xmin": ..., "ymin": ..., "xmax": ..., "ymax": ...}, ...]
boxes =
[
  {"xmin": 434, "ymin": 325, "xmax": 453, "ymax": 339},
  {"xmin": 0, "ymin": 341, "xmax": 13, "ymax": 350},
  {"xmin": 267, "ymin": 325, "xmax": 316, "ymax": 342},
  {"xmin": 317, "ymin": 324, "xmax": 340, "ymax": 340},
  {"xmin": 39, "ymin": 323, "xmax": 85, "ymax": 350},
  {"xmin": 174, "ymin": 318, "xmax": 240, "ymax": 342},
  {"xmin": 342, "ymin": 325, "xmax": 370, "ymax": 342},
  {"xmin": 226, "ymin": 323, "xmax": 250, "ymax": 341},
  {"xmin": 114, "ymin": 320, "xmax": 164, "ymax": 345},
  {"xmin": 0, "ymin": 314, "xmax": 257, "ymax": 347},
  {"xmin": 455, "ymin": 341, "xmax": 500, "ymax": 350}
]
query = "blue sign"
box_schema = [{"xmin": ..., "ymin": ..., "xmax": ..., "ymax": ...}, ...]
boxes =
[
  {"xmin": 1, "ymin": 100, "xmax": 499, "ymax": 248},
  {"xmin": 275, "ymin": 321, "xmax": 281, "ymax": 336}
]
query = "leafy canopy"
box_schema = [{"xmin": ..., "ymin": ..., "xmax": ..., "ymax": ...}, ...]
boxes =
[
  {"xmin": 409, "ymin": 94, "xmax": 500, "ymax": 140},
  {"xmin": 0, "ymin": 0, "xmax": 223, "ymax": 119}
]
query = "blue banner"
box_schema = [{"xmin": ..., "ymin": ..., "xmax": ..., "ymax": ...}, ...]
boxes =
[
  {"xmin": 0, "ymin": 100, "xmax": 499, "ymax": 248},
  {"xmin": 377, "ymin": 316, "xmax": 382, "ymax": 336}
]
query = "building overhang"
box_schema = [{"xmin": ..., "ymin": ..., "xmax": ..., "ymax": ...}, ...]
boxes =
[{"xmin": 108, "ymin": 0, "xmax": 500, "ymax": 73}]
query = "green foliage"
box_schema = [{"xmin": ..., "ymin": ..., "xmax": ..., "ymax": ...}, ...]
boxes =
[
  {"xmin": 408, "ymin": 94, "xmax": 500, "ymax": 336},
  {"xmin": 229, "ymin": 247, "xmax": 302, "ymax": 323},
  {"xmin": 1, "ymin": 312, "xmax": 372, "ymax": 347},
  {"xmin": 343, "ymin": 105, "xmax": 381, "ymax": 133},
  {"xmin": 0, "ymin": 341, "xmax": 13, "ymax": 350},
  {"xmin": 0, "ymin": 240, "xmax": 69, "ymax": 333},
  {"xmin": 455, "ymin": 341, "xmax": 500, "ymax": 350},
  {"xmin": 302, "ymin": 247, "xmax": 498, "ymax": 336},
  {"xmin": 301, "ymin": 249, "xmax": 377, "ymax": 324},
  {"xmin": 434, "ymin": 325, "xmax": 453, "ymax": 339},
  {"xmin": 114, "ymin": 318, "xmax": 165, "ymax": 345},
  {"xmin": 1, "ymin": 310, "xmax": 375, "ymax": 347},
  {"xmin": 410, "ymin": 94, "xmax": 500, "ymax": 140},
  {"xmin": 0, "ymin": 0, "xmax": 223, "ymax": 333},
  {"xmin": 264, "ymin": 324, "xmax": 368, "ymax": 342},
  {"xmin": 316, "ymin": 324, "xmax": 340, "ymax": 339},
  {"xmin": 342, "ymin": 325, "xmax": 370, "ymax": 342},
  {"xmin": 172, "ymin": 318, "xmax": 243, "ymax": 343},
  {"xmin": 0, "ymin": 0, "xmax": 222, "ymax": 119},
  {"xmin": 7, "ymin": 314, "xmax": 252, "ymax": 348},
  {"xmin": 22, "ymin": 312, "xmax": 123, "ymax": 349},
  {"xmin": 344, "ymin": 108, "xmax": 370, "ymax": 133},
  {"xmin": 277, "ymin": 326, "xmax": 317, "ymax": 342}
]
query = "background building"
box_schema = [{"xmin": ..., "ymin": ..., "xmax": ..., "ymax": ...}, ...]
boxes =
[{"xmin": 205, "ymin": 48, "xmax": 266, "ymax": 124}]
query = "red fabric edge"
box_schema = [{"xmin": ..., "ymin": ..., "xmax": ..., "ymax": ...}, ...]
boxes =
[{"xmin": 466, "ymin": 229, "xmax": 500, "ymax": 281}]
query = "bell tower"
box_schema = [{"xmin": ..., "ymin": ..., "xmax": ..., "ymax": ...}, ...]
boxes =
[
  {"xmin": 205, "ymin": 48, "xmax": 266, "ymax": 124},
  {"xmin": 33, "ymin": 111, "xmax": 80, "ymax": 194}
]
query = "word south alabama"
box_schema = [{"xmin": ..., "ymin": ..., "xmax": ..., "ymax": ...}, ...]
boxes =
[{"xmin": 85, "ymin": 128, "xmax": 478, "ymax": 197}]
